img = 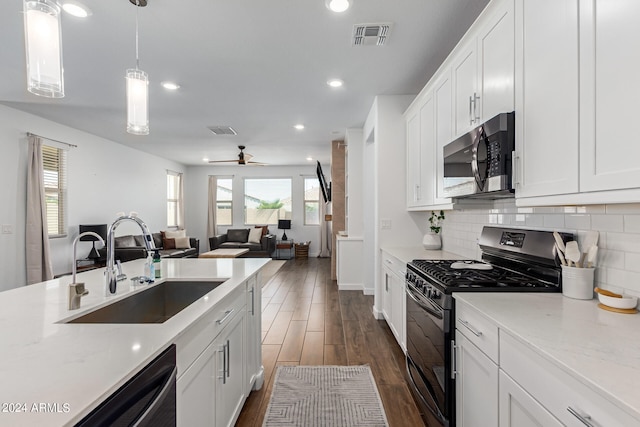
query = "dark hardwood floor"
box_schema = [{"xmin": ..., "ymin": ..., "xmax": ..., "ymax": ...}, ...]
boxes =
[{"xmin": 235, "ymin": 257, "xmax": 426, "ymax": 427}]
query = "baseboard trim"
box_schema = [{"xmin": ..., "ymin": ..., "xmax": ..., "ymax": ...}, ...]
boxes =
[
  {"xmin": 337, "ymin": 283, "xmax": 363, "ymax": 291},
  {"xmin": 372, "ymin": 306, "xmax": 385, "ymax": 320}
]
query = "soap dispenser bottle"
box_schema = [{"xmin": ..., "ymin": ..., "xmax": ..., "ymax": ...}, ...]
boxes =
[
  {"xmin": 153, "ymin": 249, "xmax": 161, "ymax": 279},
  {"xmin": 144, "ymin": 251, "xmax": 155, "ymax": 281}
]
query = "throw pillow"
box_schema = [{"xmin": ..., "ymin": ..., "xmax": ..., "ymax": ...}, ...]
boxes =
[
  {"xmin": 165, "ymin": 229, "xmax": 186, "ymax": 239},
  {"xmin": 248, "ymin": 227, "xmax": 262, "ymax": 244},
  {"xmin": 227, "ymin": 229, "xmax": 250, "ymax": 243},
  {"xmin": 175, "ymin": 236, "xmax": 191, "ymax": 249},
  {"xmin": 163, "ymin": 238, "xmax": 176, "ymax": 249},
  {"xmin": 255, "ymin": 225, "xmax": 269, "ymax": 236}
]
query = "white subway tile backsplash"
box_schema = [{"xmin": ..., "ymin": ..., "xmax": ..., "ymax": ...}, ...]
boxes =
[
  {"xmin": 440, "ymin": 200, "xmax": 640, "ymax": 294},
  {"xmin": 590, "ymin": 214, "xmax": 624, "ymax": 232}
]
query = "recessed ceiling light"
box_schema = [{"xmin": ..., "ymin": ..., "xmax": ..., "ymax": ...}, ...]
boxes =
[
  {"xmin": 327, "ymin": 79, "xmax": 344, "ymax": 88},
  {"xmin": 202, "ymin": 157, "xmax": 209, "ymax": 162},
  {"xmin": 306, "ymin": 157, "xmax": 313, "ymax": 161},
  {"xmin": 62, "ymin": 1, "xmax": 91, "ymax": 18},
  {"xmin": 161, "ymin": 81, "xmax": 180, "ymax": 90},
  {"xmin": 326, "ymin": 0, "xmax": 351, "ymax": 13},
  {"xmin": 294, "ymin": 124, "xmax": 305, "ymax": 130}
]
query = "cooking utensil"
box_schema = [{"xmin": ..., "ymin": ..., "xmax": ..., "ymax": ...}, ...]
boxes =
[
  {"xmin": 595, "ymin": 287, "xmax": 622, "ymax": 298},
  {"xmin": 565, "ymin": 241, "xmax": 581, "ymax": 267},
  {"xmin": 555, "ymin": 244, "xmax": 567, "ymax": 266},
  {"xmin": 580, "ymin": 231, "xmax": 599, "ymax": 266},
  {"xmin": 586, "ymin": 245, "xmax": 598, "ymax": 268},
  {"xmin": 553, "ymin": 231, "xmax": 566, "ymax": 253}
]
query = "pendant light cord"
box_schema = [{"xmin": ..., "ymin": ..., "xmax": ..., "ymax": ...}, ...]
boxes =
[{"xmin": 135, "ymin": 0, "xmax": 140, "ymax": 70}]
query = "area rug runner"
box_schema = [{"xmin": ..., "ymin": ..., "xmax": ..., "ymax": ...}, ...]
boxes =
[{"xmin": 263, "ymin": 365, "xmax": 389, "ymax": 427}]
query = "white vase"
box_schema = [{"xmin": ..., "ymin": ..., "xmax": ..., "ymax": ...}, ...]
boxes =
[{"xmin": 422, "ymin": 232, "xmax": 441, "ymax": 250}]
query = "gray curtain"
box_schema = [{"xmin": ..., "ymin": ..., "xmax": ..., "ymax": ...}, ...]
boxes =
[
  {"xmin": 206, "ymin": 176, "xmax": 218, "ymax": 248},
  {"xmin": 318, "ymin": 200, "xmax": 331, "ymax": 258},
  {"xmin": 26, "ymin": 135, "xmax": 53, "ymax": 284},
  {"xmin": 177, "ymin": 172, "xmax": 185, "ymax": 229}
]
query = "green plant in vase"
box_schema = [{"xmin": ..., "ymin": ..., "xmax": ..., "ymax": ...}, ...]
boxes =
[{"xmin": 424, "ymin": 210, "xmax": 445, "ymax": 250}]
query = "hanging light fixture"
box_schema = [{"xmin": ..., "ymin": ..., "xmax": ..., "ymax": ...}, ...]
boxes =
[
  {"xmin": 126, "ymin": 0, "xmax": 149, "ymax": 135},
  {"xmin": 23, "ymin": 0, "xmax": 64, "ymax": 98}
]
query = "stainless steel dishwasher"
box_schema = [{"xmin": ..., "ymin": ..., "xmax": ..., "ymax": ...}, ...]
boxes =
[{"xmin": 75, "ymin": 344, "xmax": 176, "ymax": 427}]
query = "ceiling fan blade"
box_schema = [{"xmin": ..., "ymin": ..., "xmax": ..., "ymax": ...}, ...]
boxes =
[{"xmin": 208, "ymin": 159, "xmax": 239, "ymax": 163}]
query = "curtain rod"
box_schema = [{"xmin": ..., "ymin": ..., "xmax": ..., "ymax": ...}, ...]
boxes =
[{"xmin": 27, "ymin": 132, "xmax": 78, "ymax": 148}]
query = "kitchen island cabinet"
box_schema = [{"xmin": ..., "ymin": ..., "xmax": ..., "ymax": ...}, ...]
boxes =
[{"xmin": 0, "ymin": 257, "xmax": 267, "ymax": 427}]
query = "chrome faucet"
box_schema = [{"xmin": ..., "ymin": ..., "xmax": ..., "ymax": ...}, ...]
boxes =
[
  {"xmin": 69, "ymin": 231, "xmax": 105, "ymax": 309},
  {"xmin": 105, "ymin": 214, "xmax": 155, "ymax": 294}
]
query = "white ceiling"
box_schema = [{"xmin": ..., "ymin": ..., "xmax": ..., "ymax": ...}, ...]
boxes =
[{"xmin": 0, "ymin": 0, "xmax": 489, "ymax": 166}]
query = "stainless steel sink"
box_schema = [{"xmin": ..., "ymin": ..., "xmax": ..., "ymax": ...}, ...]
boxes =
[{"xmin": 66, "ymin": 281, "xmax": 224, "ymax": 324}]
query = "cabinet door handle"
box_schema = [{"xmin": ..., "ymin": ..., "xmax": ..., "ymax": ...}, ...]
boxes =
[
  {"xmin": 469, "ymin": 95, "xmax": 474, "ymax": 125},
  {"xmin": 459, "ymin": 319, "xmax": 483, "ymax": 337},
  {"xmin": 385, "ymin": 275, "xmax": 389, "ymax": 292},
  {"xmin": 385, "ymin": 259, "xmax": 393, "ymax": 265},
  {"xmin": 249, "ymin": 287, "xmax": 255, "ymax": 316},
  {"xmin": 473, "ymin": 92, "xmax": 480, "ymax": 123},
  {"xmin": 225, "ymin": 339, "xmax": 230, "ymax": 379},
  {"xmin": 220, "ymin": 343, "xmax": 227, "ymax": 384},
  {"xmin": 216, "ymin": 309, "xmax": 235, "ymax": 325},
  {"xmin": 512, "ymin": 151, "xmax": 520, "ymax": 188},
  {"xmin": 567, "ymin": 407, "xmax": 597, "ymax": 427}
]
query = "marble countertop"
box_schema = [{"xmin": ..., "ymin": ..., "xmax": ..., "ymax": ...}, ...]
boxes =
[
  {"xmin": 454, "ymin": 293, "xmax": 640, "ymax": 421},
  {"xmin": 380, "ymin": 246, "xmax": 466, "ymax": 264},
  {"xmin": 0, "ymin": 257, "xmax": 269, "ymax": 426}
]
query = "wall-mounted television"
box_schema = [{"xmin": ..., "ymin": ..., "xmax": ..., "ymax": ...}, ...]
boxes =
[{"xmin": 316, "ymin": 161, "xmax": 331, "ymax": 203}]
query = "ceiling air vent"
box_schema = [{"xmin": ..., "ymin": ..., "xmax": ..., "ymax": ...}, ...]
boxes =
[
  {"xmin": 207, "ymin": 126, "xmax": 237, "ymax": 136},
  {"xmin": 352, "ymin": 23, "xmax": 392, "ymax": 46}
]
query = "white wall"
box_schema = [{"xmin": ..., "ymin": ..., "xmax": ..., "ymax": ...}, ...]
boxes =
[
  {"xmin": 0, "ymin": 105, "xmax": 185, "ymax": 290},
  {"xmin": 345, "ymin": 128, "xmax": 363, "ymax": 237},
  {"xmin": 184, "ymin": 164, "xmax": 322, "ymax": 257},
  {"xmin": 438, "ymin": 199, "xmax": 640, "ymax": 296}
]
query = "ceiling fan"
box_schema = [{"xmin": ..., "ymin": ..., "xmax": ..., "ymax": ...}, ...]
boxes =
[{"xmin": 208, "ymin": 145, "xmax": 267, "ymax": 166}]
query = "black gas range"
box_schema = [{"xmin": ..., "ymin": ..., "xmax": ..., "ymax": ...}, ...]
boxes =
[{"xmin": 405, "ymin": 226, "xmax": 573, "ymax": 427}]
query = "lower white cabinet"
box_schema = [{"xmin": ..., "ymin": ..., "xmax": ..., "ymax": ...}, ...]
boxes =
[
  {"xmin": 455, "ymin": 308, "xmax": 499, "ymax": 427},
  {"xmin": 177, "ymin": 309, "xmax": 245, "ymax": 427},
  {"xmin": 499, "ymin": 370, "xmax": 562, "ymax": 427},
  {"xmin": 176, "ymin": 276, "xmax": 262, "ymax": 427},
  {"xmin": 380, "ymin": 250, "xmax": 406, "ymax": 352}
]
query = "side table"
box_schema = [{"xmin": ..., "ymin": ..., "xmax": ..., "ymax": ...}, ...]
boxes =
[{"xmin": 275, "ymin": 239, "xmax": 294, "ymax": 260}]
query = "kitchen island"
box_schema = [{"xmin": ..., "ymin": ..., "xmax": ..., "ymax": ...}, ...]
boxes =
[{"xmin": 0, "ymin": 257, "xmax": 269, "ymax": 426}]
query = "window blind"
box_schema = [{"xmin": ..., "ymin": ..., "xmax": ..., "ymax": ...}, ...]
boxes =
[{"xmin": 42, "ymin": 144, "xmax": 67, "ymax": 237}]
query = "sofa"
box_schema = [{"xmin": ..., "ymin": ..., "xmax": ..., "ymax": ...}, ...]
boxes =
[
  {"xmin": 209, "ymin": 227, "xmax": 276, "ymax": 258},
  {"xmin": 99, "ymin": 232, "xmax": 200, "ymax": 263}
]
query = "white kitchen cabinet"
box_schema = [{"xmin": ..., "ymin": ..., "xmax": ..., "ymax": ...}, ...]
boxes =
[
  {"xmin": 406, "ymin": 108, "xmax": 421, "ymax": 208},
  {"xmin": 579, "ymin": 0, "xmax": 640, "ymax": 192},
  {"xmin": 455, "ymin": 303, "xmax": 499, "ymax": 427},
  {"xmin": 245, "ymin": 274, "xmax": 262, "ymax": 392},
  {"xmin": 178, "ymin": 307, "xmax": 246, "ymax": 427},
  {"xmin": 499, "ymin": 370, "xmax": 562, "ymax": 427},
  {"xmin": 514, "ymin": 0, "xmax": 580, "ymax": 199},
  {"xmin": 434, "ymin": 72, "xmax": 454, "ymax": 204},
  {"xmin": 215, "ymin": 309, "xmax": 246, "ymax": 427},
  {"xmin": 453, "ymin": 0, "xmax": 514, "ymax": 137},
  {"xmin": 380, "ymin": 250, "xmax": 406, "ymax": 352}
]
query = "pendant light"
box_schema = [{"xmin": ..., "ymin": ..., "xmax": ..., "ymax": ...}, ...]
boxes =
[
  {"xmin": 23, "ymin": 0, "xmax": 64, "ymax": 98},
  {"xmin": 126, "ymin": 0, "xmax": 149, "ymax": 135}
]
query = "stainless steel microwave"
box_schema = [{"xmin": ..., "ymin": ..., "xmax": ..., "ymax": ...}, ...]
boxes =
[{"xmin": 443, "ymin": 112, "xmax": 515, "ymax": 199}]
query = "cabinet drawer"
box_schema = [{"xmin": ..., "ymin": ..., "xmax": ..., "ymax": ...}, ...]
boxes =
[
  {"xmin": 381, "ymin": 251, "xmax": 405, "ymax": 278},
  {"xmin": 501, "ymin": 331, "xmax": 640, "ymax": 427},
  {"xmin": 176, "ymin": 285, "xmax": 246, "ymax": 377},
  {"xmin": 455, "ymin": 300, "xmax": 499, "ymax": 363}
]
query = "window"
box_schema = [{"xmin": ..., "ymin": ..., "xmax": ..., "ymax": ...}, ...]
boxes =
[
  {"xmin": 244, "ymin": 178, "xmax": 292, "ymax": 225},
  {"xmin": 304, "ymin": 177, "xmax": 320, "ymax": 225},
  {"xmin": 216, "ymin": 178, "xmax": 233, "ymax": 225},
  {"xmin": 167, "ymin": 171, "xmax": 181, "ymax": 228},
  {"xmin": 43, "ymin": 144, "xmax": 67, "ymax": 237}
]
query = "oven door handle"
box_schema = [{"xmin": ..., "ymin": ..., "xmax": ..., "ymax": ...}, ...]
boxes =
[
  {"xmin": 406, "ymin": 358, "xmax": 446, "ymax": 424},
  {"xmin": 406, "ymin": 285, "xmax": 444, "ymax": 319}
]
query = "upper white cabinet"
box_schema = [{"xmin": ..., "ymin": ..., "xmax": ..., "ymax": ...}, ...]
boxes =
[
  {"xmin": 453, "ymin": 0, "xmax": 515, "ymax": 137},
  {"xmin": 514, "ymin": 0, "xmax": 580, "ymax": 198},
  {"xmin": 579, "ymin": 0, "xmax": 640, "ymax": 192},
  {"xmin": 516, "ymin": 0, "xmax": 640, "ymax": 205},
  {"xmin": 405, "ymin": 0, "xmax": 512, "ymax": 210}
]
